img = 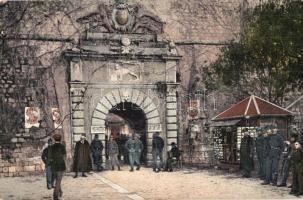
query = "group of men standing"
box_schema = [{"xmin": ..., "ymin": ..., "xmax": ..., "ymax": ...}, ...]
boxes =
[{"xmin": 240, "ymin": 124, "xmax": 303, "ymax": 197}]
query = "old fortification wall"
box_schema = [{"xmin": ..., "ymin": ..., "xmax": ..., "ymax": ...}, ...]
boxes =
[{"xmin": 0, "ymin": 0, "xmax": 260, "ymax": 176}]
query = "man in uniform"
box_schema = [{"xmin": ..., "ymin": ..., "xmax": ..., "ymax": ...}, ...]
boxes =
[
  {"xmin": 262, "ymin": 124, "xmax": 283, "ymax": 185},
  {"xmin": 255, "ymin": 127, "xmax": 264, "ymax": 178},
  {"xmin": 91, "ymin": 134, "xmax": 104, "ymax": 171},
  {"xmin": 73, "ymin": 134, "xmax": 92, "ymax": 178},
  {"xmin": 125, "ymin": 134, "xmax": 143, "ymax": 172},
  {"xmin": 261, "ymin": 126, "xmax": 271, "ymax": 181},
  {"xmin": 277, "ymin": 140, "xmax": 291, "ymax": 187},
  {"xmin": 239, "ymin": 128, "xmax": 254, "ymax": 178},
  {"xmin": 107, "ymin": 135, "xmax": 121, "ymax": 171}
]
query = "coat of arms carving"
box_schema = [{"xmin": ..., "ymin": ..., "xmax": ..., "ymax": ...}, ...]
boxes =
[{"xmin": 77, "ymin": 0, "xmax": 164, "ymax": 34}]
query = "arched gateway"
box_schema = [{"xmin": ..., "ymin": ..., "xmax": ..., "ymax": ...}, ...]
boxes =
[{"xmin": 64, "ymin": 1, "xmax": 181, "ymax": 165}]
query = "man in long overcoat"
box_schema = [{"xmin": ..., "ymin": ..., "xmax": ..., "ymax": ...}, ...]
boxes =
[
  {"xmin": 240, "ymin": 128, "xmax": 254, "ymax": 178},
  {"xmin": 290, "ymin": 141, "xmax": 303, "ymax": 196},
  {"xmin": 107, "ymin": 135, "xmax": 121, "ymax": 171},
  {"xmin": 73, "ymin": 134, "xmax": 92, "ymax": 178},
  {"xmin": 255, "ymin": 127, "xmax": 264, "ymax": 177}
]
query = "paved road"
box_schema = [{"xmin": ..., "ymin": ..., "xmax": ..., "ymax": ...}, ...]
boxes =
[{"xmin": 0, "ymin": 166, "xmax": 298, "ymax": 200}]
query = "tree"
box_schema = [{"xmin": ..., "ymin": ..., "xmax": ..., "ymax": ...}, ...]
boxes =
[{"xmin": 212, "ymin": 0, "xmax": 303, "ymax": 105}]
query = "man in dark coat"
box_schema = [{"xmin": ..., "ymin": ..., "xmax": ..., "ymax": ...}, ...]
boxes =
[
  {"xmin": 240, "ymin": 128, "xmax": 254, "ymax": 178},
  {"xmin": 165, "ymin": 142, "xmax": 181, "ymax": 172},
  {"xmin": 73, "ymin": 134, "xmax": 92, "ymax": 178},
  {"xmin": 289, "ymin": 141, "xmax": 303, "ymax": 196},
  {"xmin": 125, "ymin": 134, "xmax": 143, "ymax": 172},
  {"xmin": 49, "ymin": 133, "xmax": 66, "ymax": 200},
  {"xmin": 152, "ymin": 132, "xmax": 164, "ymax": 172},
  {"xmin": 41, "ymin": 138, "xmax": 55, "ymax": 189},
  {"xmin": 262, "ymin": 124, "xmax": 283, "ymax": 185},
  {"xmin": 91, "ymin": 134, "xmax": 104, "ymax": 171},
  {"xmin": 277, "ymin": 141, "xmax": 292, "ymax": 187},
  {"xmin": 255, "ymin": 127, "xmax": 264, "ymax": 177}
]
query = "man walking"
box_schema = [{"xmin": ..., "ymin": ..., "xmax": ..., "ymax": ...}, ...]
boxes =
[
  {"xmin": 107, "ymin": 135, "xmax": 121, "ymax": 171},
  {"xmin": 125, "ymin": 134, "xmax": 143, "ymax": 172},
  {"xmin": 73, "ymin": 134, "xmax": 92, "ymax": 178},
  {"xmin": 152, "ymin": 132, "xmax": 164, "ymax": 172},
  {"xmin": 41, "ymin": 138, "xmax": 55, "ymax": 189},
  {"xmin": 239, "ymin": 128, "xmax": 254, "ymax": 178},
  {"xmin": 91, "ymin": 134, "xmax": 104, "ymax": 171},
  {"xmin": 49, "ymin": 133, "xmax": 66, "ymax": 200}
]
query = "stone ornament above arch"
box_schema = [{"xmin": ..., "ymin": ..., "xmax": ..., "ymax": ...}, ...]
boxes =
[{"xmin": 91, "ymin": 88, "xmax": 161, "ymax": 135}]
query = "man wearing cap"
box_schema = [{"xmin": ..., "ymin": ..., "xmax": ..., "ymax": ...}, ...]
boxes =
[
  {"xmin": 255, "ymin": 127, "xmax": 264, "ymax": 178},
  {"xmin": 263, "ymin": 124, "xmax": 283, "ymax": 185},
  {"xmin": 107, "ymin": 135, "xmax": 121, "ymax": 171},
  {"xmin": 152, "ymin": 132, "xmax": 164, "ymax": 172},
  {"xmin": 73, "ymin": 134, "xmax": 92, "ymax": 178},
  {"xmin": 125, "ymin": 134, "xmax": 143, "ymax": 172},
  {"xmin": 240, "ymin": 128, "xmax": 254, "ymax": 178},
  {"xmin": 49, "ymin": 133, "xmax": 66, "ymax": 200},
  {"xmin": 91, "ymin": 134, "xmax": 104, "ymax": 171},
  {"xmin": 41, "ymin": 138, "xmax": 55, "ymax": 189}
]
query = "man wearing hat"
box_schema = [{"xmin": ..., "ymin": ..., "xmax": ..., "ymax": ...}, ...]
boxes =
[
  {"xmin": 73, "ymin": 134, "xmax": 92, "ymax": 178},
  {"xmin": 41, "ymin": 138, "xmax": 55, "ymax": 189},
  {"xmin": 49, "ymin": 133, "xmax": 66, "ymax": 200},
  {"xmin": 125, "ymin": 134, "xmax": 143, "ymax": 172},
  {"xmin": 255, "ymin": 127, "xmax": 264, "ymax": 178},
  {"xmin": 239, "ymin": 128, "xmax": 254, "ymax": 178},
  {"xmin": 262, "ymin": 124, "xmax": 283, "ymax": 185}
]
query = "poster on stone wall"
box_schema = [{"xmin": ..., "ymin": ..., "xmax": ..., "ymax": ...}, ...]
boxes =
[
  {"xmin": 52, "ymin": 108, "xmax": 62, "ymax": 129},
  {"xmin": 25, "ymin": 107, "xmax": 40, "ymax": 128},
  {"xmin": 188, "ymin": 99, "xmax": 200, "ymax": 120}
]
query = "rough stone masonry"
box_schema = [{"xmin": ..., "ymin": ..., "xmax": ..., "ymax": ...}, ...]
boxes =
[{"xmin": 0, "ymin": 0, "xmax": 258, "ymax": 176}]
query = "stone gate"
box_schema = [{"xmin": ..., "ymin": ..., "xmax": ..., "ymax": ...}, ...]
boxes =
[{"xmin": 64, "ymin": 1, "xmax": 181, "ymax": 164}]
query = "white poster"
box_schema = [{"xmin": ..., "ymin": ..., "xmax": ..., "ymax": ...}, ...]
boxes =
[
  {"xmin": 25, "ymin": 107, "xmax": 40, "ymax": 128},
  {"xmin": 52, "ymin": 108, "xmax": 63, "ymax": 129}
]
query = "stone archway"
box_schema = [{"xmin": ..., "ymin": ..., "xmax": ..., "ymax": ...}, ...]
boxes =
[{"xmin": 90, "ymin": 88, "xmax": 161, "ymax": 164}]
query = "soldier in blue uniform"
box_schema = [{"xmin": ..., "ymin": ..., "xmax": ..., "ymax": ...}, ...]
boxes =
[
  {"xmin": 125, "ymin": 134, "xmax": 143, "ymax": 172},
  {"xmin": 277, "ymin": 141, "xmax": 291, "ymax": 187},
  {"xmin": 91, "ymin": 134, "xmax": 104, "ymax": 171},
  {"xmin": 262, "ymin": 124, "xmax": 283, "ymax": 185}
]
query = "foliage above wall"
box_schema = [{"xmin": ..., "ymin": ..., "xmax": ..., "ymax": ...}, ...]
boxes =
[{"xmin": 211, "ymin": 0, "xmax": 303, "ymax": 105}]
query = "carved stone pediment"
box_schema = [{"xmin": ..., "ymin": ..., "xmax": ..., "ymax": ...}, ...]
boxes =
[{"xmin": 77, "ymin": 1, "xmax": 164, "ymax": 34}]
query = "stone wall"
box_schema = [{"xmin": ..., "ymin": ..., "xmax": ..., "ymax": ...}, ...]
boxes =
[{"xmin": 0, "ymin": 0, "xmax": 262, "ymax": 176}]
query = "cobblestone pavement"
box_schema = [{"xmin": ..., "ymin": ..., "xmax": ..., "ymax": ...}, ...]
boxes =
[{"xmin": 0, "ymin": 166, "xmax": 299, "ymax": 200}]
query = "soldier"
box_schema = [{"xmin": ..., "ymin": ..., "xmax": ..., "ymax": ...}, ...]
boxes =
[
  {"xmin": 41, "ymin": 138, "xmax": 55, "ymax": 189},
  {"xmin": 107, "ymin": 135, "xmax": 120, "ymax": 171},
  {"xmin": 73, "ymin": 134, "xmax": 92, "ymax": 178},
  {"xmin": 239, "ymin": 128, "xmax": 254, "ymax": 178},
  {"xmin": 91, "ymin": 134, "xmax": 104, "ymax": 171},
  {"xmin": 277, "ymin": 141, "xmax": 291, "ymax": 187},
  {"xmin": 255, "ymin": 127, "xmax": 264, "ymax": 177},
  {"xmin": 289, "ymin": 141, "xmax": 303, "ymax": 196},
  {"xmin": 262, "ymin": 124, "xmax": 283, "ymax": 186},
  {"xmin": 152, "ymin": 132, "xmax": 164, "ymax": 172},
  {"xmin": 125, "ymin": 134, "xmax": 143, "ymax": 172}
]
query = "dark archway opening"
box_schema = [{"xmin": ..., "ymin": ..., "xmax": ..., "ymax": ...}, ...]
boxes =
[{"xmin": 106, "ymin": 102, "xmax": 147, "ymax": 164}]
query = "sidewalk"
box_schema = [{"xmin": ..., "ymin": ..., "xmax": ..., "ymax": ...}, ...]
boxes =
[{"xmin": 0, "ymin": 172, "xmax": 142, "ymax": 200}]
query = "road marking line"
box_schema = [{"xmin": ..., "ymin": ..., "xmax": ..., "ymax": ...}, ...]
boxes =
[{"xmin": 92, "ymin": 173, "xmax": 145, "ymax": 200}]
